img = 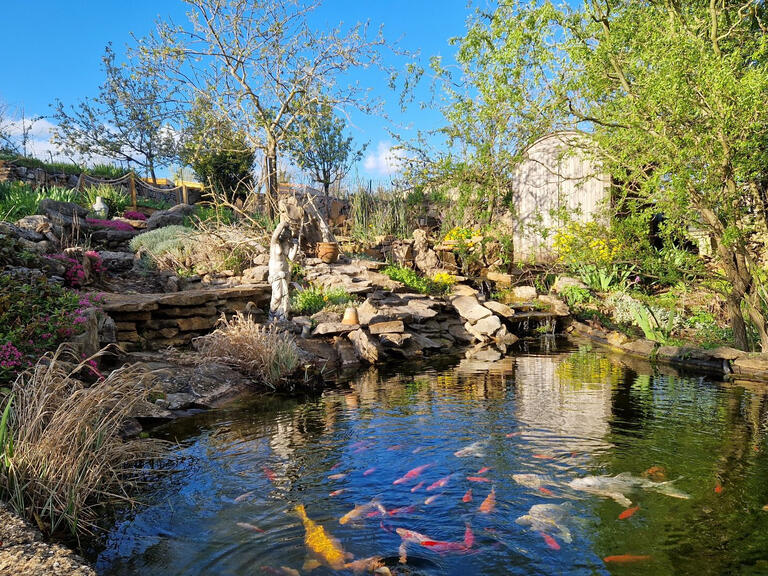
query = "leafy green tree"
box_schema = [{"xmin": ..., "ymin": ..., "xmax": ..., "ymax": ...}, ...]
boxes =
[
  {"xmin": 52, "ymin": 43, "xmax": 176, "ymax": 183},
  {"xmin": 429, "ymin": 0, "xmax": 768, "ymax": 350},
  {"xmin": 181, "ymin": 98, "xmax": 254, "ymax": 200},
  {"xmin": 141, "ymin": 0, "xmax": 391, "ymax": 217},
  {"xmin": 289, "ymin": 101, "xmax": 365, "ymax": 215}
]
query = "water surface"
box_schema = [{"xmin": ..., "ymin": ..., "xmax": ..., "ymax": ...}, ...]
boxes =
[{"xmin": 96, "ymin": 340, "xmax": 768, "ymax": 575}]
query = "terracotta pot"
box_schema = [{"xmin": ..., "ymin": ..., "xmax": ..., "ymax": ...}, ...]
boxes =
[
  {"xmin": 341, "ymin": 307, "xmax": 359, "ymax": 325},
  {"xmin": 316, "ymin": 241, "xmax": 339, "ymax": 264}
]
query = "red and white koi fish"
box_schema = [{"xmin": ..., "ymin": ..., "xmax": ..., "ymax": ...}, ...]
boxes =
[
  {"xmin": 420, "ymin": 524, "xmax": 475, "ymax": 553},
  {"xmin": 395, "ymin": 527, "xmax": 432, "ymax": 543},
  {"xmin": 424, "ymin": 493, "xmax": 442, "ymax": 505},
  {"xmin": 479, "ymin": 487, "xmax": 496, "ymax": 513},
  {"xmin": 388, "ymin": 444, "xmax": 403, "ymax": 451},
  {"xmin": 329, "ymin": 489, "xmax": 346, "ymax": 497},
  {"xmin": 340, "ymin": 500, "xmax": 386, "ymax": 525},
  {"xmin": 388, "ymin": 505, "xmax": 418, "ymax": 516},
  {"xmin": 410, "ymin": 481, "xmax": 425, "ymax": 493},
  {"xmin": 237, "ymin": 522, "xmax": 265, "ymax": 533},
  {"xmin": 467, "ymin": 476, "xmax": 491, "ymax": 483},
  {"xmin": 363, "ymin": 467, "xmax": 377, "ymax": 477},
  {"xmin": 393, "ymin": 463, "xmax": 432, "ymax": 485},
  {"xmin": 427, "ymin": 474, "xmax": 453, "ymax": 491},
  {"xmin": 462, "ymin": 488, "xmax": 473, "ymax": 503}
]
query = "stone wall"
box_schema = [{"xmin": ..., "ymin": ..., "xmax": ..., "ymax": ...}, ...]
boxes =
[{"xmin": 101, "ymin": 285, "xmax": 271, "ymax": 351}]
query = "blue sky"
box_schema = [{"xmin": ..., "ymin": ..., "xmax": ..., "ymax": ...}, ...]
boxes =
[{"xmin": 0, "ymin": 0, "xmax": 473, "ymax": 183}]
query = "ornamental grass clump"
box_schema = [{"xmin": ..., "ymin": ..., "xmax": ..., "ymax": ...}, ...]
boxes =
[
  {"xmin": 0, "ymin": 345, "xmax": 166, "ymax": 539},
  {"xmin": 194, "ymin": 313, "xmax": 301, "ymax": 389}
]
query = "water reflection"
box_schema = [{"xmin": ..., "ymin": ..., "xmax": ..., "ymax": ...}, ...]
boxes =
[{"xmin": 97, "ymin": 341, "xmax": 768, "ymax": 576}]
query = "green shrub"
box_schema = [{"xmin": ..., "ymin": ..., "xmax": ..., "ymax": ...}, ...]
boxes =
[
  {"xmin": 88, "ymin": 163, "xmax": 129, "ymax": 180},
  {"xmin": 129, "ymin": 225, "xmax": 194, "ymax": 253},
  {"xmin": 135, "ymin": 197, "xmax": 173, "ymax": 210},
  {"xmin": 560, "ymin": 285, "xmax": 593, "ymax": 309},
  {"xmin": 79, "ymin": 184, "xmax": 129, "ymax": 215},
  {"xmin": 291, "ymin": 285, "xmax": 353, "ymax": 315},
  {"xmin": 381, "ymin": 264, "xmax": 452, "ymax": 296}
]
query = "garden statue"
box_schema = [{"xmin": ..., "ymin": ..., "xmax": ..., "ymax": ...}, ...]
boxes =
[
  {"xmin": 92, "ymin": 196, "xmax": 109, "ymax": 219},
  {"xmin": 268, "ymin": 219, "xmax": 299, "ymax": 321}
]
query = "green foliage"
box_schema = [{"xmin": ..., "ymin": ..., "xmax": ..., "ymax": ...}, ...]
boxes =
[
  {"xmin": 79, "ymin": 184, "xmax": 130, "ymax": 216},
  {"xmin": 349, "ymin": 186, "xmax": 412, "ymax": 243},
  {"xmin": 89, "ymin": 163, "xmax": 129, "ymax": 179},
  {"xmin": 135, "ymin": 196, "xmax": 172, "ymax": 211},
  {"xmin": 289, "ymin": 100, "xmax": 365, "ymax": 197},
  {"xmin": 686, "ymin": 310, "xmax": 733, "ymax": 349},
  {"xmin": 291, "ymin": 285, "xmax": 353, "ymax": 316},
  {"xmin": 0, "ymin": 182, "xmax": 80, "ymax": 221},
  {"xmin": 559, "ymin": 285, "xmax": 592, "ymax": 310},
  {"xmin": 185, "ymin": 204, "xmax": 235, "ymax": 227},
  {"xmin": 381, "ymin": 264, "xmax": 452, "ymax": 296},
  {"xmin": 181, "ymin": 97, "xmax": 254, "ymax": 200},
  {"xmin": 0, "ymin": 152, "xmax": 82, "ymax": 176}
]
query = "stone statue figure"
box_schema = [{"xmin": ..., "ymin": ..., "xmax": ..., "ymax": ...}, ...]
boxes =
[{"xmin": 268, "ymin": 219, "xmax": 299, "ymax": 320}]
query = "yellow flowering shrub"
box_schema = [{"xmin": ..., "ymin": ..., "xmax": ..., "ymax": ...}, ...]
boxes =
[
  {"xmin": 553, "ymin": 221, "xmax": 622, "ymax": 266},
  {"xmin": 443, "ymin": 226, "xmax": 478, "ymax": 242},
  {"xmin": 432, "ymin": 272, "xmax": 457, "ymax": 288}
]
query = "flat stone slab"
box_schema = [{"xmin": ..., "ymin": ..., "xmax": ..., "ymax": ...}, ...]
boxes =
[
  {"xmin": 369, "ymin": 320, "xmax": 405, "ymax": 335},
  {"xmin": 379, "ymin": 332, "xmax": 412, "ymax": 347},
  {"xmin": 450, "ymin": 295, "xmax": 492, "ymax": 323},
  {"xmin": 484, "ymin": 300, "xmax": 515, "ymax": 318},
  {"xmin": 101, "ymin": 285, "xmax": 270, "ymax": 312},
  {"xmin": 313, "ymin": 322, "xmax": 359, "ymax": 336}
]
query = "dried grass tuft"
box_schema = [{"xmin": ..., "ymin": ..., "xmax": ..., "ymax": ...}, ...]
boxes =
[
  {"xmin": 194, "ymin": 313, "xmax": 301, "ymax": 389},
  {"xmin": 0, "ymin": 344, "xmax": 167, "ymax": 540}
]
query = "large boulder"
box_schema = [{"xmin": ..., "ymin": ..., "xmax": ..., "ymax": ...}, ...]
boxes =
[
  {"xmin": 412, "ymin": 229, "xmax": 441, "ymax": 275},
  {"xmin": 38, "ymin": 199, "xmax": 88, "ymax": 227},
  {"xmin": 146, "ymin": 204, "xmax": 195, "ymax": 230}
]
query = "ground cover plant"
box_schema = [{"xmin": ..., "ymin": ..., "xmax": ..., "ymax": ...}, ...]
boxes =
[
  {"xmin": 0, "ymin": 275, "xmax": 101, "ymax": 384},
  {"xmin": 382, "ymin": 264, "xmax": 455, "ymax": 296},
  {"xmin": 291, "ymin": 285, "xmax": 353, "ymax": 316}
]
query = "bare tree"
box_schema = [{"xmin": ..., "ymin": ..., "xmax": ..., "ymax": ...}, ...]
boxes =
[{"xmin": 140, "ymin": 0, "xmax": 391, "ymax": 217}]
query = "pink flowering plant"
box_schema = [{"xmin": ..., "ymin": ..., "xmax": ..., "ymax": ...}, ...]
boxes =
[
  {"xmin": 122, "ymin": 210, "xmax": 147, "ymax": 221},
  {"xmin": 0, "ymin": 275, "xmax": 103, "ymax": 383},
  {"xmin": 86, "ymin": 218, "xmax": 135, "ymax": 232},
  {"xmin": 44, "ymin": 252, "xmax": 105, "ymax": 288}
]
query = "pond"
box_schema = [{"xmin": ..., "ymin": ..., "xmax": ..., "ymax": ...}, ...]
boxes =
[{"xmin": 95, "ymin": 339, "xmax": 768, "ymax": 575}]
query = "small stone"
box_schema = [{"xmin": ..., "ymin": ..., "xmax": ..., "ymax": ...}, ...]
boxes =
[
  {"xmin": 512, "ymin": 286, "xmax": 537, "ymax": 300},
  {"xmin": 369, "ymin": 320, "xmax": 405, "ymax": 335},
  {"xmin": 379, "ymin": 332, "xmax": 412, "ymax": 347}
]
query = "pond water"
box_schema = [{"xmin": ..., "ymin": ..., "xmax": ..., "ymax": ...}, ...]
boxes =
[{"xmin": 96, "ymin": 339, "xmax": 768, "ymax": 575}]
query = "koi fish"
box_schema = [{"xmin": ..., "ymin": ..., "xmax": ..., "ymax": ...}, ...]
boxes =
[
  {"xmin": 363, "ymin": 467, "xmax": 377, "ymax": 476},
  {"xmin": 329, "ymin": 489, "xmax": 346, "ymax": 497},
  {"xmin": 479, "ymin": 487, "xmax": 496, "ymax": 513},
  {"xmin": 715, "ymin": 483, "xmax": 723, "ymax": 494},
  {"xmin": 464, "ymin": 524, "xmax": 474, "ymax": 548},
  {"xmin": 425, "ymin": 493, "xmax": 442, "ymax": 505},
  {"xmin": 328, "ymin": 473, "xmax": 347, "ymax": 480},
  {"xmin": 506, "ymin": 431, "xmax": 523, "ymax": 437},
  {"xmin": 294, "ymin": 504, "xmax": 346, "ymax": 570},
  {"xmin": 454, "ymin": 439, "xmax": 488, "ymax": 458},
  {"xmin": 410, "ymin": 481, "xmax": 425, "ymax": 493},
  {"xmin": 343, "ymin": 556, "xmax": 386, "ymax": 574},
  {"xmin": 642, "ymin": 466, "xmax": 667, "ymax": 481},
  {"xmin": 532, "ymin": 454, "xmax": 553, "ymax": 460},
  {"xmin": 263, "ymin": 467, "xmax": 277, "ymax": 482},
  {"xmin": 236, "ymin": 522, "xmax": 265, "ymax": 533},
  {"xmin": 395, "ymin": 527, "xmax": 432, "ymax": 543},
  {"xmin": 420, "ymin": 524, "xmax": 475, "ymax": 553},
  {"xmin": 467, "ymin": 476, "xmax": 491, "ymax": 483},
  {"xmin": 340, "ymin": 500, "xmax": 386, "ymax": 525},
  {"xmin": 234, "ymin": 491, "xmax": 255, "ymax": 503},
  {"xmin": 393, "ymin": 463, "xmax": 432, "ymax": 485},
  {"xmin": 538, "ymin": 487, "xmax": 554, "ymax": 496},
  {"xmin": 388, "ymin": 505, "xmax": 418, "ymax": 516},
  {"xmin": 388, "ymin": 444, "xmax": 403, "ymax": 451},
  {"xmin": 540, "ymin": 532, "xmax": 560, "ymax": 550},
  {"xmin": 568, "ymin": 473, "xmax": 690, "ymax": 507},
  {"xmin": 515, "ymin": 503, "xmax": 573, "ymax": 543},
  {"xmin": 259, "ymin": 567, "xmax": 300, "ymax": 576},
  {"xmin": 618, "ymin": 505, "xmax": 640, "ymax": 520},
  {"xmin": 604, "ymin": 554, "xmax": 652, "ymax": 564},
  {"xmin": 427, "ymin": 474, "xmax": 453, "ymax": 491},
  {"xmin": 462, "ymin": 489, "xmax": 473, "ymax": 503},
  {"xmin": 476, "ymin": 467, "xmax": 491, "ymax": 475}
]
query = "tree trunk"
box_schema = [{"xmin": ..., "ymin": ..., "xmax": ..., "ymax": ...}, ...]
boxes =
[
  {"xmin": 265, "ymin": 143, "xmax": 278, "ymax": 220},
  {"xmin": 726, "ymin": 294, "xmax": 749, "ymax": 350},
  {"xmin": 323, "ymin": 181, "xmax": 331, "ymax": 219}
]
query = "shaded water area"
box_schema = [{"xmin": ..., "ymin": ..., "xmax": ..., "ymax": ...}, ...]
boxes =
[{"xmin": 96, "ymin": 339, "xmax": 768, "ymax": 575}]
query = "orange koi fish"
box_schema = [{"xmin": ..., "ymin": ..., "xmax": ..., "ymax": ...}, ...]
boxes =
[
  {"xmin": 540, "ymin": 532, "xmax": 560, "ymax": 550},
  {"xmin": 715, "ymin": 483, "xmax": 723, "ymax": 494},
  {"xmin": 393, "ymin": 463, "xmax": 432, "ymax": 485},
  {"xmin": 479, "ymin": 487, "xmax": 496, "ymax": 513},
  {"xmin": 642, "ymin": 466, "xmax": 667, "ymax": 481},
  {"xmin": 363, "ymin": 467, "xmax": 376, "ymax": 477},
  {"xmin": 410, "ymin": 481, "xmax": 425, "ymax": 493},
  {"xmin": 424, "ymin": 493, "xmax": 442, "ymax": 505},
  {"xmin": 464, "ymin": 524, "xmax": 474, "ymax": 548},
  {"xmin": 295, "ymin": 504, "xmax": 347, "ymax": 570},
  {"xmin": 506, "ymin": 432, "xmax": 523, "ymax": 437},
  {"xmin": 263, "ymin": 467, "xmax": 277, "ymax": 482},
  {"xmin": 467, "ymin": 476, "xmax": 491, "ymax": 483},
  {"xmin": 476, "ymin": 467, "xmax": 491, "ymax": 475},
  {"xmin": 427, "ymin": 474, "xmax": 453, "ymax": 491},
  {"xmin": 532, "ymin": 454, "xmax": 553, "ymax": 460},
  {"xmin": 618, "ymin": 505, "xmax": 640, "ymax": 520},
  {"xmin": 421, "ymin": 524, "xmax": 475, "ymax": 553},
  {"xmin": 462, "ymin": 489, "xmax": 473, "ymax": 503},
  {"xmin": 538, "ymin": 487, "xmax": 553, "ymax": 496},
  {"xmin": 604, "ymin": 554, "xmax": 652, "ymax": 564}
]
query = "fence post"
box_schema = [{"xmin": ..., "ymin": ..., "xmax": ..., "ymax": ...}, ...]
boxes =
[
  {"xmin": 77, "ymin": 173, "xmax": 84, "ymax": 193},
  {"xmin": 129, "ymin": 172, "xmax": 137, "ymax": 209},
  {"xmin": 182, "ymin": 183, "xmax": 188, "ymax": 205}
]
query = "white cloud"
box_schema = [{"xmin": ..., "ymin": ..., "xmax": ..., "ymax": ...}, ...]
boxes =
[{"xmin": 363, "ymin": 141, "xmax": 404, "ymax": 176}]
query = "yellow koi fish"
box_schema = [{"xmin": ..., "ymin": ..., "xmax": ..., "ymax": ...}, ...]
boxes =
[{"xmin": 295, "ymin": 504, "xmax": 347, "ymax": 570}]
